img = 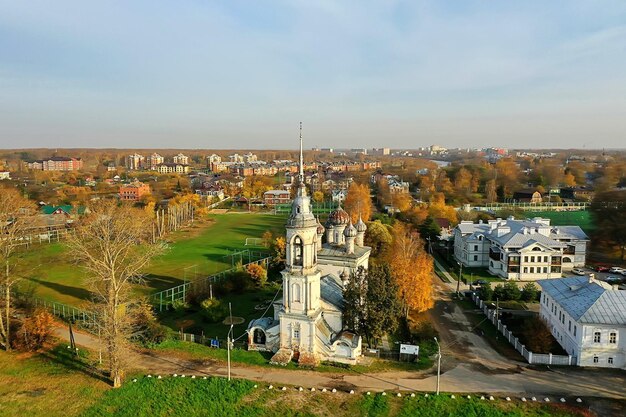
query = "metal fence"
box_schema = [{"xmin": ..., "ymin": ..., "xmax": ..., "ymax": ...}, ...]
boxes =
[
  {"xmin": 273, "ymin": 201, "xmax": 339, "ymax": 214},
  {"xmin": 33, "ymin": 297, "xmax": 98, "ymax": 331},
  {"xmin": 471, "ymin": 294, "xmax": 575, "ymax": 366},
  {"xmin": 151, "ymin": 253, "xmax": 271, "ymax": 311},
  {"xmin": 471, "ymin": 202, "xmax": 589, "ymax": 212}
]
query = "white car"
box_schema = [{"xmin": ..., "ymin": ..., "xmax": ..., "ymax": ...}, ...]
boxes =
[
  {"xmin": 572, "ymin": 268, "xmax": 586, "ymax": 276},
  {"xmin": 609, "ymin": 267, "xmax": 625, "ymax": 274}
]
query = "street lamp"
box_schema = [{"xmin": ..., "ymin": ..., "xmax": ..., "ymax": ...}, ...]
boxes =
[
  {"xmin": 456, "ymin": 261, "xmax": 463, "ymax": 297},
  {"xmin": 434, "ymin": 337, "xmax": 441, "ymax": 395}
]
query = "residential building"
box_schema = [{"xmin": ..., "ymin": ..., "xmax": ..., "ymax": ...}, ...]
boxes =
[
  {"xmin": 538, "ymin": 276, "xmax": 625, "ymax": 369},
  {"xmin": 229, "ymin": 153, "xmax": 244, "ymax": 163},
  {"xmin": 513, "ymin": 189, "xmax": 543, "ymax": 203},
  {"xmin": 126, "ymin": 153, "xmax": 144, "ymax": 170},
  {"xmin": 173, "ymin": 153, "xmax": 189, "ymax": 165},
  {"xmin": 155, "ymin": 163, "xmax": 190, "ymax": 174},
  {"xmin": 331, "ymin": 189, "xmax": 347, "ymax": 203},
  {"xmin": 119, "ymin": 181, "xmax": 151, "ymax": 201},
  {"xmin": 560, "ymin": 187, "xmax": 595, "ymax": 202},
  {"xmin": 28, "ymin": 157, "xmax": 83, "ymax": 171},
  {"xmin": 453, "ymin": 217, "xmax": 588, "ymax": 280},
  {"xmin": 106, "ymin": 163, "xmax": 116, "ymax": 172},
  {"xmin": 148, "ymin": 153, "xmax": 164, "ymax": 170},
  {"xmin": 263, "ymin": 190, "xmax": 291, "ymax": 206},
  {"xmin": 370, "ymin": 148, "xmax": 390, "ymax": 156},
  {"xmin": 243, "ymin": 152, "xmax": 258, "ymax": 163}
]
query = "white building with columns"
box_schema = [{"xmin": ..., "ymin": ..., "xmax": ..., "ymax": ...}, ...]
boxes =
[
  {"xmin": 247, "ymin": 126, "xmax": 369, "ymax": 366},
  {"xmin": 538, "ymin": 276, "xmax": 626, "ymax": 369}
]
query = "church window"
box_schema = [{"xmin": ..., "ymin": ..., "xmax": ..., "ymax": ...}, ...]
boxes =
[
  {"xmin": 293, "ymin": 329, "xmax": 300, "ymax": 340},
  {"xmin": 293, "ymin": 236, "xmax": 303, "ymax": 266}
]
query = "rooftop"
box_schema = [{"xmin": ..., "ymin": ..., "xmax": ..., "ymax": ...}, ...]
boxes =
[{"xmin": 538, "ymin": 276, "xmax": 626, "ymax": 326}]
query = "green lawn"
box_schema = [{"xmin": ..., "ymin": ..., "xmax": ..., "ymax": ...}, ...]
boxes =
[
  {"xmin": 524, "ymin": 211, "xmax": 594, "ymax": 234},
  {"xmin": 0, "ymin": 346, "xmax": 594, "ymax": 417},
  {"xmin": 19, "ymin": 213, "xmax": 287, "ymax": 306}
]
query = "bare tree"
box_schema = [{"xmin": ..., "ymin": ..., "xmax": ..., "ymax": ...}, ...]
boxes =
[
  {"xmin": 67, "ymin": 200, "xmax": 162, "ymax": 387},
  {"xmin": 0, "ymin": 187, "xmax": 35, "ymax": 351}
]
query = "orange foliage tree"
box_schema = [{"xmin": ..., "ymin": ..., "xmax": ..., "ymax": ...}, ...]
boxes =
[
  {"xmin": 14, "ymin": 309, "xmax": 55, "ymax": 351},
  {"xmin": 246, "ymin": 263, "xmax": 268, "ymax": 287},
  {"xmin": 388, "ymin": 222, "xmax": 434, "ymax": 316},
  {"xmin": 344, "ymin": 182, "xmax": 373, "ymax": 223}
]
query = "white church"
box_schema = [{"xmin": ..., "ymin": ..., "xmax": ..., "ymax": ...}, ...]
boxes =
[{"xmin": 247, "ymin": 129, "xmax": 370, "ymax": 366}]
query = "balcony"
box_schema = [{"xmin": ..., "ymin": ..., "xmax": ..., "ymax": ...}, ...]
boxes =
[{"xmin": 551, "ymin": 257, "xmax": 562, "ymax": 266}]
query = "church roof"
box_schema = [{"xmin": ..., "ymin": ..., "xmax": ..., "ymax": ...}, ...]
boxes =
[
  {"xmin": 320, "ymin": 275, "xmax": 344, "ymax": 310},
  {"xmin": 318, "ymin": 244, "xmax": 371, "ymax": 260}
]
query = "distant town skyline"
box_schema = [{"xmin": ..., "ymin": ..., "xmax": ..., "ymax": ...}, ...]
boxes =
[{"xmin": 1, "ymin": 1, "xmax": 625, "ymax": 149}]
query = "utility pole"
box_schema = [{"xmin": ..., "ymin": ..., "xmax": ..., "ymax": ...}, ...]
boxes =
[
  {"xmin": 456, "ymin": 261, "xmax": 463, "ymax": 297},
  {"xmin": 434, "ymin": 337, "xmax": 441, "ymax": 395},
  {"xmin": 227, "ymin": 302, "xmax": 233, "ymax": 382}
]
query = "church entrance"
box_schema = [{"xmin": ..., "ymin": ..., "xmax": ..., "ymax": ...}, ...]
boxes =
[{"xmin": 253, "ymin": 328, "xmax": 267, "ymax": 345}]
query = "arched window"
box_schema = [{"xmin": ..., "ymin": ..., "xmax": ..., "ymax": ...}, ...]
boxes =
[
  {"xmin": 532, "ymin": 247, "xmax": 542, "ymax": 251},
  {"xmin": 292, "ymin": 283, "xmax": 301, "ymax": 302},
  {"xmin": 563, "ymin": 257, "xmax": 572, "ymax": 263},
  {"xmin": 293, "ymin": 236, "xmax": 303, "ymax": 266}
]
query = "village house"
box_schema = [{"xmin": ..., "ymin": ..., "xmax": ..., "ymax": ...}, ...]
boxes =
[
  {"xmin": 119, "ymin": 181, "xmax": 151, "ymax": 201},
  {"xmin": 513, "ymin": 188, "xmax": 543, "ymax": 203},
  {"xmin": 538, "ymin": 276, "xmax": 626, "ymax": 369},
  {"xmin": 453, "ymin": 217, "xmax": 588, "ymax": 280},
  {"xmin": 263, "ymin": 190, "xmax": 291, "ymax": 206}
]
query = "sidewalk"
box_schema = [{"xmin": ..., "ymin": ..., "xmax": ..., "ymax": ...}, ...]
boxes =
[{"xmin": 433, "ymin": 259, "xmax": 469, "ymax": 293}]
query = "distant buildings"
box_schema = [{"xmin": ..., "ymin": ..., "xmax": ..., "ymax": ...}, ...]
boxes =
[
  {"xmin": 119, "ymin": 181, "xmax": 151, "ymax": 201},
  {"xmin": 155, "ymin": 163, "xmax": 190, "ymax": 174},
  {"xmin": 28, "ymin": 157, "xmax": 83, "ymax": 171},
  {"xmin": 173, "ymin": 153, "xmax": 189, "ymax": 165},
  {"xmin": 453, "ymin": 217, "xmax": 588, "ymax": 280},
  {"xmin": 513, "ymin": 189, "xmax": 543, "ymax": 203},
  {"xmin": 263, "ymin": 190, "xmax": 291, "ymax": 206},
  {"xmin": 370, "ymin": 148, "xmax": 390, "ymax": 156},
  {"xmin": 538, "ymin": 276, "xmax": 626, "ymax": 369},
  {"xmin": 126, "ymin": 153, "xmax": 144, "ymax": 170},
  {"xmin": 148, "ymin": 153, "xmax": 164, "ymax": 170}
]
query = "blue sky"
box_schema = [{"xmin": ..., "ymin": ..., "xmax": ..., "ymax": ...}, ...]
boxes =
[{"xmin": 1, "ymin": 0, "xmax": 625, "ymax": 149}]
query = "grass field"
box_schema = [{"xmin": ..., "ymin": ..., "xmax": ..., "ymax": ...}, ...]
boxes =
[
  {"xmin": 0, "ymin": 345, "xmax": 592, "ymax": 417},
  {"xmin": 523, "ymin": 211, "xmax": 594, "ymax": 234},
  {"xmin": 19, "ymin": 213, "xmax": 286, "ymax": 306}
]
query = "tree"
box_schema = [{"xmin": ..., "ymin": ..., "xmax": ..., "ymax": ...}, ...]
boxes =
[
  {"xmin": 590, "ymin": 191, "xmax": 626, "ymax": 260},
  {"xmin": 502, "ymin": 281, "xmax": 521, "ymax": 301},
  {"xmin": 485, "ymin": 179, "xmax": 497, "ymax": 203},
  {"xmin": 454, "ymin": 167, "xmax": 472, "ymax": 195},
  {"xmin": 344, "ymin": 265, "xmax": 401, "ymax": 347},
  {"xmin": 478, "ymin": 282, "xmax": 493, "ymax": 301},
  {"xmin": 261, "ymin": 231, "xmax": 274, "ymax": 248},
  {"xmin": 67, "ymin": 200, "xmax": 162, "ymax": 387},
  {"xmin": 521, "ymin": 317, "xmax": 554, "ymax": 353},
  {"xmin": 419, "ymin": 217, "xmax": 441, "ymax": 244},
  {"xmin": 271, "ymin": 236, "xmax": 286, "ymax": 267},
  {"xmin": 246, "ymin": 263, "xmax": 268, "ymax": 287},
  {"xmin": 521, "ymin": 282, "xmax": 538, "ymax": 302},
  {"xmin": 344, "ymin": 182, "xmax": 373, "ymax": 223},
  {"xmin": 312, "ymin": 191, "xmax": 325, "ymax": 203},
  {"xmin": 0, "ymin": 187, "xmax": 35, "ymax": 351},
  {"xmin": 13, "ymin": 309, "xmax": 54, "ymax": 351},
  {"xmin": 363, "ymin": 220, "xmax": 392, "ymax": 258},
  {"xmin": 388, "ymin": 222, "xmax": 434, "ymax": 316}
]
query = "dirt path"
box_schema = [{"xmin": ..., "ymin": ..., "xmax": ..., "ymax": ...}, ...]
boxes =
[{"xmin": 52, "ymin": 324, "xmax": 626, "ymax": 399}]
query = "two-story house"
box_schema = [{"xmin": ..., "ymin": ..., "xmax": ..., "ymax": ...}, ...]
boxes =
[
  {"xmin": 453, "ymin": 217, "xmax": 588, "ymax": 280},
  {"xmin": 538, "ymin": 276, "xmax": 625, "ymax": 369}
]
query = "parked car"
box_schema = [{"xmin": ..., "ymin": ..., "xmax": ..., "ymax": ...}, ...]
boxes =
[
  {"xmin": 596, "ymin": 265, "xmax": 610, "ymax": 272},
  {"xmin": 474, "ymin": 279, "xmax": 489, "ymax": 286},
  {"xmin": 609, "ymin": 267, "xmax": 625, "ymax": 274},
  {"xmin": 572, "ymin": 268, "xmax": 586, "ymax": 276},
  {"xmin": 605, "ymin": 276, "xmax": 623, "ymax": 284}
]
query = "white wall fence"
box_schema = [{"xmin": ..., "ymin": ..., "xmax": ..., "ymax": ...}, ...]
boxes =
[{"xmin": 471, "ymin": 294, "xmax": 575, "ymax": 366}]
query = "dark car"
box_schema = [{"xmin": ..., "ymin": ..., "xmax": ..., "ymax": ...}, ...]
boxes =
[
  {"xmin": 474, "ymin": 279, "xmax": 489, "ymax": 286},
  {"xmin": 605, "ymin": 276, "xmax": 623, "ymax": 284}
]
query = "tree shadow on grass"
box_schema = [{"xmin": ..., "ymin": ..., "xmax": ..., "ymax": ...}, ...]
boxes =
[
  {"xmin": 28, "ymin": 277, "xmax": 93, "ymax": 303},
  {"xmin": 40, "ymin": 345, "xmax": 111, "ymax": 385}
]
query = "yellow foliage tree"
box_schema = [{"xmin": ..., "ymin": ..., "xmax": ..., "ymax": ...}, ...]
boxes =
[
  {"xmin": 344, "ymin": 182, "xmax": 373, "ymax": 223},
  {"xmin": 388, "ymin": 222, "xmax": 434, "ymax": 316}
]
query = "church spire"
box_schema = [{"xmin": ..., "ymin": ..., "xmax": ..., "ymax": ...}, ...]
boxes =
[{"xmin": 297, "ymin": 122, "xmax": 306, "ymax": 197}]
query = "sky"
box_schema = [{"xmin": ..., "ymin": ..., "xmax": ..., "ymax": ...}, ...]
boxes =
[{"xmin": 1, "ymin": 0, "xmax": 625, "ymax": 150}]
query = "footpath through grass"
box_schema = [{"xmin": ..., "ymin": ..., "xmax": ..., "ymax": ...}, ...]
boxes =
[{"xmin": 19, "ymin": 213, "xmax": 286, "ymax": 306}]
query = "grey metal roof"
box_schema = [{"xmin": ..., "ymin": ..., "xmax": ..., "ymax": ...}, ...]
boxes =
[
  {"xmin": 538, "ymin": 277, "xmax": 626, "ymax": 325},
  {"xmin": 318, "ymin": 244, "xmax": 371, "ymax": 260},
  {"xmin": 320, "ymin": 275, "xmax": 344, "ymax": 310}
]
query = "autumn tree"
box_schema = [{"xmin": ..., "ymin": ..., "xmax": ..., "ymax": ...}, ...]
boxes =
[
  {"xmin": 388, "ymin": 222, "xmax": 434, "ymax": 316},
  {"xmin": 67, "ymin": 200, "xmax": 163, "ymax": 387},
  {"xmin": 312, "ymin": 191, "xmax": 325, "ymax": 203},
  {"xmin": 246, "ymin": 263, "xmax": 268, "ymax": 287},
  {"xmin": 344, "ymin": 182, "xmax": 373, "ymax": 223},
  {"xmin": 590, "ymin": 191, "xmax": 626, "ymax": 260},
  {"xmin": 454, "ymin": 167, "xmax": 472, "ymax": 196},
  {"xmin": 13, "ymin": 309, "xmax": 54, "ymax": 351},
  {"xmin": 363, "ymin": 220, "xmax": 393, "ymax": 258},
  {"xmin": 485, "ymin": 179, "xmax": 497, "ymax": 203},
  {"xmin": 522, "ymin": 317, "xmax": 554, "ymax": 353},
  {"xmin": 0, "ymin": 187, "xmax": 35, "ymax": 351}
]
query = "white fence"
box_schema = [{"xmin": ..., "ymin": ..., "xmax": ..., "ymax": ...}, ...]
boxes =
[{"xmin": 471, "ymin": 294, "xmax": 575, "ymax": 366}]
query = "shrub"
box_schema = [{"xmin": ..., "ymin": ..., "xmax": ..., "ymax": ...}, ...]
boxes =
[
  {"xmin": 133, "ymin": 300, "xmax": 170, "ymax": 345},
  {"xmin": 200, "ymin": 298, "xmax": 228, "ymax": 323},
  {"xmin": 246, "ymin": 263, "xmax": 268, "ymax": 287},
  {"xmin": 171, "ymin": 299, "xmax": 190, "ymax": 312},
  {"xmin": 478, "ymin": 282, "xmax": 493, "ymax": 301},
  {"xmin": 502, "ymin": 281, "xmax": 521, "ymax": 301},
  {"xmin": 521, "ymin": 316, "xmax": 554, "ymax": 353},
  {"xmin": 521, "ymin": 282, "xmax": 539, "ymax": 302},
  {"xmin": 13, "ymin": 309, "xmax": 54, "ymax": 351}
]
